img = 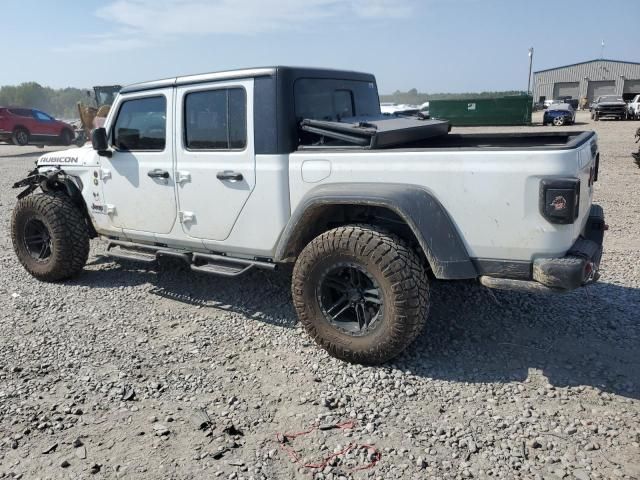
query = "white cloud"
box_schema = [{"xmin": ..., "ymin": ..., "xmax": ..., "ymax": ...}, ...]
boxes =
[
  {"xmin": 97, "ymin": 0, "xmax": 413, "ymax": 35},
  {"xmin": 57, "ymin": 0, "xmax": 414, "ymax": 53},
  {"xmin": 53, "ymin": 32, "xmax": 151, "ymax": 53}
]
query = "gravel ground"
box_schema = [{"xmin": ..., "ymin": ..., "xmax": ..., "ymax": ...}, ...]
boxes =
[{"xmin": 0, "ymin": 111, "xmax": 639, "ymax": 480}]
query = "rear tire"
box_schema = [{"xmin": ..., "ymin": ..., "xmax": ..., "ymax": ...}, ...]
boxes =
[
  {"xmin": 11, "ymin": 192, "xmax": 90, "ymax": 281},
  {"xmin": 292, "ymin": 225, "xmax": 430, "ymax": 364},
  {"xmin": 552, "ymin": 116, "xmax": 565, "ymax": 126},
  {"xmin": 12, "ymin": 127, "xmax": 29, "ymax": 146}
]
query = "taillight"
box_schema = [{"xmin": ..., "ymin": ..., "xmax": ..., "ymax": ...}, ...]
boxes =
[{"xmin": 539, "ymin": 178, "xmax": 580, "ymax": 225}]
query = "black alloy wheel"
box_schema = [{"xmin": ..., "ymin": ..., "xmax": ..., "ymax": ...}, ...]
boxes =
[{"xmin": 317, "ymin": 262, "xmax": 383, "ymax": 336}]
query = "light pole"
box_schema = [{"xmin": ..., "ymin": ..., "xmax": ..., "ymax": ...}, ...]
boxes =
[{"xmin": 527, "ymin": 47, "xmax": 534, "ymax": 97}]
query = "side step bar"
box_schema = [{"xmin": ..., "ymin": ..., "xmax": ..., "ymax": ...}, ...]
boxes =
[{"xmin": 106, "ymin": 240, "xmax": 276, "ymax": 277}]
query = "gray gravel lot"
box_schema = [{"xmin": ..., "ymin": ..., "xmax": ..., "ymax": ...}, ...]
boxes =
[{"xmin": 0, "ymin": 111, "xmax": 639, "ymax": 479}]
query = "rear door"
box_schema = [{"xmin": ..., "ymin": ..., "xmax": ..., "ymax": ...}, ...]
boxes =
[
  {"xmin": 175, "ymin": 79, "xmax": 255, "ymax": 241},
  {"xmin": 100, "ymin": 89, "xmax": 177, "ymax": 234}
]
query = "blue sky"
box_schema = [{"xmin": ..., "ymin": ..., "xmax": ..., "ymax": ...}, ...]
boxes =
[{"xmin": 3, "ymin": 0, "xmax": 638, "ymax": 94}]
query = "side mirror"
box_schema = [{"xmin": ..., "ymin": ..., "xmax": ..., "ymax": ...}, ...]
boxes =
[{"xmin": 91, "ymin": 128, "xmax": 110, "ymax": 156}]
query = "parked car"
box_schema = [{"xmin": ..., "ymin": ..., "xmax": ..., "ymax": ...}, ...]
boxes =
[
  {"xmin": 557, "ymin": 96, "xmax": 579, "ymax": 110},
  {"xmin": 627, "ymin": 94, "xmax": 640, "ymax": 120},
  {"xmin": 0, "ymin": 107, "xmax": 75, "ymax": 146},
  {"xmin": 542, "ymin": 103, "xmax": 576, "ymax": 126},
  {"xmin": 533, "ymin": 101, "xmax": 546, "ymax": 111},
  {"xmin": 544, "ymin": 99, "xmax": 562, "ymax": 109},
  {"xmin": 590, "ymin": 95, "xmax": 627, "ymax": 121},
  {"xmin": 11, "ymin": 66, "xmax": 605, "ymax": 364}
]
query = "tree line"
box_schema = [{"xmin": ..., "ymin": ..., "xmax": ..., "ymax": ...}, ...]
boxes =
[
  {"xmin": 380, "ymin": 88, "xmax": 528, "ymax": 105},
  {"xmin": 0, "ymin": 82, "xmax": 529, "ymax": 119},
  {"xmin": 0, "ymin": 82, "xmax": 90, "ymax": 119}
]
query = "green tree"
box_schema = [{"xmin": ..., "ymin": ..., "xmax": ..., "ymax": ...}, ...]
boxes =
[{"xmin": 0, "ymin": 83, "xmax": 89, "ymax": 119}]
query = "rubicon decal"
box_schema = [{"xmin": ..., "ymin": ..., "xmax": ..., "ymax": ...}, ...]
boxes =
[{"xmin": 38, "ymin": 156, "xmax": 79, "ymax": 164}]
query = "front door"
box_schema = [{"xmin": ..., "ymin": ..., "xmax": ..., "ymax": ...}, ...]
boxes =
[
  {"xmin": 175, "ymin": 79, "xmax": 255, "ymax": 241},
  {"xmin": 100, "ymin": 89, "xmax": 177, "ymax": 234},
  {"xmin": 32, "ymin": 110, "xmax": 59, "ymax": 137}
]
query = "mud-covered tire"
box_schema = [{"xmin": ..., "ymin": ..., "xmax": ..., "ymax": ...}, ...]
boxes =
[
  {"xmin": 11, "ymin": 192, "xmax": 90, "ymax": 281},
  {"xmin": 291, "ymin": 225, "xmax": 430, "ymax": 364}
]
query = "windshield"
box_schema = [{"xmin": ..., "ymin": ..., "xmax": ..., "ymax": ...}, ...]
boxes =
[
  {"xmin": 600, "ymin": 95, "xmax": 623, "ymax": 102},
  {"xmin": 294, "ymin": 78, "xmax": 380, "ymax": 121}
]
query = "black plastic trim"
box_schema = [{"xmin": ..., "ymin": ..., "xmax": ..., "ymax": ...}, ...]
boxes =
[
  {"xmin": 275, "ymin": 183, "xmax": 476, "ymax": 280},
  {"xmin": 472, "ymin": 259, "xmax": 532, "ymax": 280}
]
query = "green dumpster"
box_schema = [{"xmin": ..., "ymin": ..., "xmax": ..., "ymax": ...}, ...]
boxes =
[{"xmin": 429, "ymin": 96, "xmax": 533, "ymax": 126}]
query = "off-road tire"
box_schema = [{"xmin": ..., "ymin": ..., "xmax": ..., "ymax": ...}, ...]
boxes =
[
  {"xmin": 12, "ymin": 127, "xmax": 29, "ymax": 146},
  {"xmin": 11, "ymin": 192, "xmax": 90, "ymax": 281},
  {"xmin": 292, "ymin": 224, "xmax": 430, "ymax": 364}
]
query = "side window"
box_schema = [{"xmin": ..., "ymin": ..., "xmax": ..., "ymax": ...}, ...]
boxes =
[
  {"xmin": 34, "ymin": 111, "xmax": 52, "ymax": 121},
  {"xmin": 184, "ymin": 88, "xmax": 246, "ymax": 150},
  {"xmin": 9, "ymin": 108, "xmax": 32, "ymax": 117},
  {"xmin": 112, "ymin": 96, "xmax": 166, "ymax": 151}
]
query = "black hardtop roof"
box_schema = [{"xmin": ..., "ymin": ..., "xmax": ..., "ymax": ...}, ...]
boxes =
[{"xmin": 120, "ymin": 66, "xmax": 376, "ymax": 94}]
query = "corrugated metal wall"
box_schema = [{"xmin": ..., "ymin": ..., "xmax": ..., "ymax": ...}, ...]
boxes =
[{"xmin": 533, "ymin": 60, "xmax": 640, "ymax": 102}]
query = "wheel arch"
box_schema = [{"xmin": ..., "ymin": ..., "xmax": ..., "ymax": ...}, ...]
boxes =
[
  {"xmin": 13, "ymin": 168, "xmax": 98, "ymax": 238},
  {"xmin": 12, "ymin": 124, "xmax": 30, "ymax": 133},
  {"xmin": 275, "ymin": 183, "xmax": 477, "ymax": 280}
]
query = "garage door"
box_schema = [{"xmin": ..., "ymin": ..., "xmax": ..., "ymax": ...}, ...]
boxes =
[
  {"xmin": 587, "ymin": 81, "xmax": 616, "ymax": 102},
  {"xmin": 623, "ymin": 79, "xmax": 640, "ymax": 93},
  {"xmin": 623, "ymin": 79, "xmax": 640, "ymax": 100},
  {"xmin": 553, "ymin": 82, "xmax": 579, "ymax": 99}
]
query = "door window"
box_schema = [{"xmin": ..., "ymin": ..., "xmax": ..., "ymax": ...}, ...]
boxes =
[
  {"xmin": 33, "ymin": 111, "xmax": 53, "ymax": 121},
  {"xmin": 9, "ymin": 108, "xmax": 32, "ymax": 117},
  {"xmin": 184, "ymin": 88, "xmax": 246, "ymax": 150},
  {"xmin": 112, "ymin": 96, "xmax": 166, "ymax": 151}
]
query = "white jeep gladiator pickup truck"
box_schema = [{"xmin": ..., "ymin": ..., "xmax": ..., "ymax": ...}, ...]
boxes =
[{"xmin": 11, "ymin": 67, "xmax": 606, "ymax": 364}]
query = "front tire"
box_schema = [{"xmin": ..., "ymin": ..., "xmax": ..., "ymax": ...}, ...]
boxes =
[
  {"xmin": 292, "ymin": 225, "xmax": 430, "ymax": 364},
  {"xmin": 552, "ymin": 116, "xmax": 565, "ymax": 126},
  {"xmin": 11, "ymin": 193, "xmax": 90, "ymax": 281},
  {"xmin": 60, "ymin": 129, "xmax": 74, "ymax": 146}
]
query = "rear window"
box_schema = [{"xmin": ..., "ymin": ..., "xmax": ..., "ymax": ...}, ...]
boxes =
[{"xmin": 294, "ymin": 78, "xmax": 380, "ymax": 121}]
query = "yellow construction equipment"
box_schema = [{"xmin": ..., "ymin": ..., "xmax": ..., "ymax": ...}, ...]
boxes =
[{"xmin": 75, "ymin": 85, "xmax": 121, "ymax": 145}]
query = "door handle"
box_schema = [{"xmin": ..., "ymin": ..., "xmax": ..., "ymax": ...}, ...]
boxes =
[
  {"xmin": 148, "ymin": 169, "xmax": 170, "ymax": 179},
  {"xmin": 216, "ymin": 171, "xmax": 243, "ymax": 182}
]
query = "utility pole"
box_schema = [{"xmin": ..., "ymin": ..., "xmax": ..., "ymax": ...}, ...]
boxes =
[
  {"xmin": 600, "ymin": 40, "xmax": 605, "ymax": 59},
  {"xmin": 527, "ymin": 47, "xmax": 534, "ymax": 96}
]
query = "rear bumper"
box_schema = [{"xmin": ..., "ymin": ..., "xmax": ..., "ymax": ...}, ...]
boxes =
[{"xmin": 479, "ymin": 204, "xmax": 605, "ymax": 294}]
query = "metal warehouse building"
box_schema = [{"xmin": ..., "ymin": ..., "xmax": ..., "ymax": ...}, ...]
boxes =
[{"xmin": 533, "ymin": 59, "xmax": 640, "ymax": 104}]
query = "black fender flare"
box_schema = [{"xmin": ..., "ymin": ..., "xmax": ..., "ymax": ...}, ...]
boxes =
[
  {"xmin": 13, "ymin": 168, "xmax": 98, "ymax": 238},
  {"xmin": 275, "ymin": 183, "xmax": 477, "ymax": 280}
]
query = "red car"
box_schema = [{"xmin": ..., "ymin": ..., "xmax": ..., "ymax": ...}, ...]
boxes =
[{"xmin": 0, "ymin": 107, "xmax": 75, "ymax": 146}]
